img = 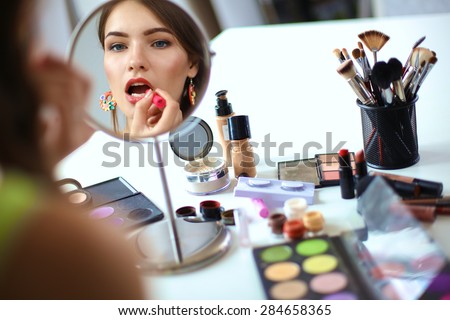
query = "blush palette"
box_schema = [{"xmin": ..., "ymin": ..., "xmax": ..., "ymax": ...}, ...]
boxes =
[
  {"xmin": 252, "ymin": 236, "xmax": 379, "ymax": 300},
  {"xmin": 278, "ymin": 153, "xmax": 356, "ymax": 187}
]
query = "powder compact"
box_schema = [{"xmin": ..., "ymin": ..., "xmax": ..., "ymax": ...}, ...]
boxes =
[
  {"xmin": 277, "ymin": 152, "xmax": 356, "ymax": 187},
  {"xmin": 170, "ymin": 116, "xmax": 230, "ymax": 195}
]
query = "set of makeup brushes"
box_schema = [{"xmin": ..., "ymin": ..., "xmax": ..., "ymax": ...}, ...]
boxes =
[{"xmin": 334, "ymin": 30, "xmax": 438, "ymax": 107}]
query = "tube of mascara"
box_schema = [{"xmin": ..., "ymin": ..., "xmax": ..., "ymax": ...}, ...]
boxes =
[{"xmin": 370, "ymin": 172, "xmax": 443, "ymax": 197}]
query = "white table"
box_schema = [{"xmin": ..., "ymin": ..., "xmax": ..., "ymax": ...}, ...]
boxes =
[{"xmin": 57, "ymin": 12, "xmax": 450, "ymax": 299}]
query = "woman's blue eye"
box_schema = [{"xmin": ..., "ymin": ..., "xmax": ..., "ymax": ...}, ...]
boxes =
[
  {"xmin": 153, "ymin": 40, "xmax": 169, "ymax": 48},
  {"xmin": 109, "ymin": 43, "xmax": 126, "ymax": 51}
]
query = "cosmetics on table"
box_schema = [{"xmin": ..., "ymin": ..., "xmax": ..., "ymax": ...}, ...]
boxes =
[
  {"xmin": 234, "ymin": 177, "xmax": 315, "ymax": 208},
  {"xmin": 170, "ymin": 116, "xmax": 231, "ymax": 195},
  {"xmin": 228, "ymin": 115, "xmax": 257, "ymax": 178},
  {"xmin": 278, "ymin": 152, "xmax": 356, "ymax": 188},
  {"xmin": 214, "ymin": 90, "xmax": 235, "ymax": 166}
]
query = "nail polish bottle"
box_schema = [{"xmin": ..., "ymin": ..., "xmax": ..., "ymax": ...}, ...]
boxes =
[
  {"xmin": 227, "ymin": 115, "xmax": 257, "ymax": 178},
  {"xmin": 214, "ymin": 90, "xmax": 235, "ymax": 166}
]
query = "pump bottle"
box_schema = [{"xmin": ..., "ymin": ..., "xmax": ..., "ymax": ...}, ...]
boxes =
[
  {"xmin": 227, "ymin": 115, "xmax": 257, "ymax": 178},
  {"xmin": 214, "ymin": 90, "xmax": 235, "ymax": 166}
]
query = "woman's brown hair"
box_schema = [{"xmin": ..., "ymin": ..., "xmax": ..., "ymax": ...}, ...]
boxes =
[
  {"xmin": 97, "ymin": 0, "xmax": 211, "ymax": 133},
  {"xmin": 0, "ymin": 1, "xmax": 49, "ymax": 177}
]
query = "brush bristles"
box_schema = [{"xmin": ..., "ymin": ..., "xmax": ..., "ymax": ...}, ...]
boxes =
[
  {"xmin": 336, "ymin": 59, "xmax": 357, "ymax": 79},
  {"xmin": 332, "ymin": 48, "xmax": 344, "ymax": 62},
  {"xmin": 387, "ymin": 58, "xmax": 403, "ymax": 80},
  {"xmin": 342, "ymin": 48, "xmax": 350, "ymax": 60},
  {"xmin": 352, "ymin": 48, "xmax": 360, "ymax": 60},
  {"xmin": 411, "ymin": 47, "xmax": 434, "ymax": 67},
  {"xmin": 358, "ymin": 30, "xmax": 390, "ymax": 52},
  {"xmin": 429, "ymin": 56, "xmax": 438, "ymax": 65}
]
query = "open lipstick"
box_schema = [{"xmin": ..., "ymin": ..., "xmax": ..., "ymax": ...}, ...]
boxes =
[{"xmin": 355, "ymin": 149, "xmax": 368, "ymax": 188}]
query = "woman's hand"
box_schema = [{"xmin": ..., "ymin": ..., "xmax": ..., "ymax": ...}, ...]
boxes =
[
  {"xmin": 129, "ymin": 88, "xmax": 183, "ymax": 139},
  {"xmin": 31, "ymin": 55, "xmax": 95, "ymax": 168}
]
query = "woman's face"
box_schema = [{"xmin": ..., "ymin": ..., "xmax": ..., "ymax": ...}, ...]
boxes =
[{"xmin": 103, "ymin": 0, "xmax": 198, "ymax": 120}]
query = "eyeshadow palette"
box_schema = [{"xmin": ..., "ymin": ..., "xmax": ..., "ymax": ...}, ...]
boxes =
[
  {"xmin": 88, "ymin": 192, "xmax": 164, "ymax": 230},
  {"xmin": 277, "ymin": 153, "xmax": 356, "ymax": 188},
  {"xmin": 83, "ymin": 176, "xmax": 138, "ymax": 207},
  {"xmin": 253, "ymin": 236, "xmax": 379, "ymax": 300}
]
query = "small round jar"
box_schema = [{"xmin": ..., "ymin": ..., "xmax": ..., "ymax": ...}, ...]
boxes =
[
  {"xmin": 268, "ymin": 213, "xmax": 287, "ymax": 235},
  {"xmin": 303, "ymin": 210, "xmax": 325, "ymax": 236},
  {"xmin": 184, "ymin": 157, "xmax": 230, "ymax": 195},
  {"xmin": 283, "ymin": 197, "xmax": 308, "ymax": 220},
  {"xmin": 283, "ymin": 219, "xmax": 305, "ymax": 240}
]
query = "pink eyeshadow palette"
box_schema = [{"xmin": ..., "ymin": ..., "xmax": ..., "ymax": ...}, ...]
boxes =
[
  {"xmin": 252, "ymin": 236, "xmax": 380, "ymax": 300},
  {"xmin": 278, "ymin": 153, "xmax": 356, "ymax": 187},
  {"xmin": 88, "ymin": 192, "xmax": 164, "ymax": 230}
]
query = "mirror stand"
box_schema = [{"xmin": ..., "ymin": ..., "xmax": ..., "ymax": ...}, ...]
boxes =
[{"xmin": 133, "ymin": 137, "xmax": 232, "ymax": 274}]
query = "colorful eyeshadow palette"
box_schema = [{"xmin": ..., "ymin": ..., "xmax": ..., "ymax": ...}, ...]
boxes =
[
  {"xmin": 277, "ymin": 153, "xmax": 356, "ymax": 187},
  {"xmin": 253, "ymin": 236, "xmax": 379, "ymax": 300},
  {"xmin": 88, "ymin": 192, "xmax": 164, "ymax": 230}
]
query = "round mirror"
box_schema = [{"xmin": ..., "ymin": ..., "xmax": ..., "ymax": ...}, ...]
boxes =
[{"xmin": 68, "ymin": 0, "xmax": 211, "ymax": 140}]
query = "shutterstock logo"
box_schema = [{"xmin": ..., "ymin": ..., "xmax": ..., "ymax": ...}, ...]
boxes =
[{"xmin": 101, "ymin": 132, "xmax": 347, "ymax": 168}]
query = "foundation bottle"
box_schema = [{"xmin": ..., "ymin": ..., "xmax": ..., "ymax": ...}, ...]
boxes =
[
  {"xmin": 214, "ymin": 90, "xmax": 235, "ymax": 166},
  {"xmin": 227, "ymin": 115, "xmax": 257, "ymax": 178}
]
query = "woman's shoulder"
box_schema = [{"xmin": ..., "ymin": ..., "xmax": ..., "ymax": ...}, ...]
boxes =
[{"xmin": 0, "ymin": 170, "xmax": 144, "ymax": 299}]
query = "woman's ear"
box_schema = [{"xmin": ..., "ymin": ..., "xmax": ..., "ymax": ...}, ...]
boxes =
[{"xmin": 187, "ymin": 62, "xmax": 199, "ymax": 78}]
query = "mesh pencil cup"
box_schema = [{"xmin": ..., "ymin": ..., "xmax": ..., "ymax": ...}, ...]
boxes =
[{"xmin": 357, "ymin": 96, "xmax": 419, "ymax": 169}]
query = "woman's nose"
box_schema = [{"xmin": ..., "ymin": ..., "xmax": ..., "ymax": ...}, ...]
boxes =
[{"xmin": 128, "ymin": 45, "xmax": 149, "ymax": 71}]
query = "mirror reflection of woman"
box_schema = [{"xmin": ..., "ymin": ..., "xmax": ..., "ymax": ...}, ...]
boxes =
[{"xmin": 97, "ymin": 0, "xmax": 211, "ymax": 138}]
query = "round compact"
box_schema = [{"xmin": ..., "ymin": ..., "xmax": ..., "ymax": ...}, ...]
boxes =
[{"xmin": 170, "ymin": 117, "xmax": 230, "ymax": 195}]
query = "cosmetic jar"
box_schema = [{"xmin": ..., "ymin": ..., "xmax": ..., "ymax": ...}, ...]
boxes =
[
  {"xmin": 184, "ymin": 157, "xmax": 230, "ymax": 195},
  {"xmin": 283, "ymin": 197, "xmax": 308, "ymax": 220},
  {"xmin": 283, "ymin": 219, "xmax": 305, "ymax": 240},
  {"xmin": 302, "ymin": 210, "xmax": 325, "ymax": 236},
  {"xmin": 268, "ymin": 213, "xmax": 287, "ymax": 235},
  {"xmin": 170, "ymin": 116, "xmax": 231, "ymax": 195}
]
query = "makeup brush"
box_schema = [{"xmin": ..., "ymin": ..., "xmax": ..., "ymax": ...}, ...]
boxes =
[
  {"xmin": 371, "ymin": 61, "xmax": 394, "ymax": 105},
  {"xmin": 332, "ymin": 48, "xmax": 345, "ymax": 63},
  {"xmin": 403, "ymin": 36, "xmax": 426, "ymax": 75},
  {"xmin": 358, "ymin": 30, "xmax": 390, "ymax": 64},
  {"xmin": 388, "ymin": 58, "xmax": 406, "ymax": 102},
  {"xmin": 336, "ymin": 59, "xmax": 375, "ymax": 105},
  {"xmin": 413, "ymin": 56, "xmax": 437, "ymax": 96},
  {"xmin": 408, "ymin": 48, "xmax": 435, "ymax": 96},
  {"xmin": 402, "ymin": 196, "xmax": 450, "ymax": 207},
  {"xmin": 352, "ymin": 48, "xmax": 368, "ymax": 82},
  {"xmin": 341, "ymin": 48, "xmax": 350, "ymax": 60}
]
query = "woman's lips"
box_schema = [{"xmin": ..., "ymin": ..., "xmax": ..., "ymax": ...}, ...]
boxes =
[{"xmin": 125, "ymin": 78, "xmax": 152, "ymax": 104}]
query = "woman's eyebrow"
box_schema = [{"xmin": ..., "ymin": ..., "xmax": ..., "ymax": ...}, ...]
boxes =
[
  {"xmin": 143, "ymin": 27, "xmax": 173, "ymax": 36},
  {"xmin": 105, "ymin": 27, "xmax": 173, "ymax": 40},
  {"xmin": 105, "ymin": 31, "xmax": 128, "ymax": 39}
]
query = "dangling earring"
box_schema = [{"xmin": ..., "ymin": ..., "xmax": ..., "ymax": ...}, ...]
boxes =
[
  {"xmin": 99, "ymin": 91, "xmax": 117, "ymax": 111},
  {"xmin": 188, "ymin": 78, "xmax": 196, "ymax": 107}
]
